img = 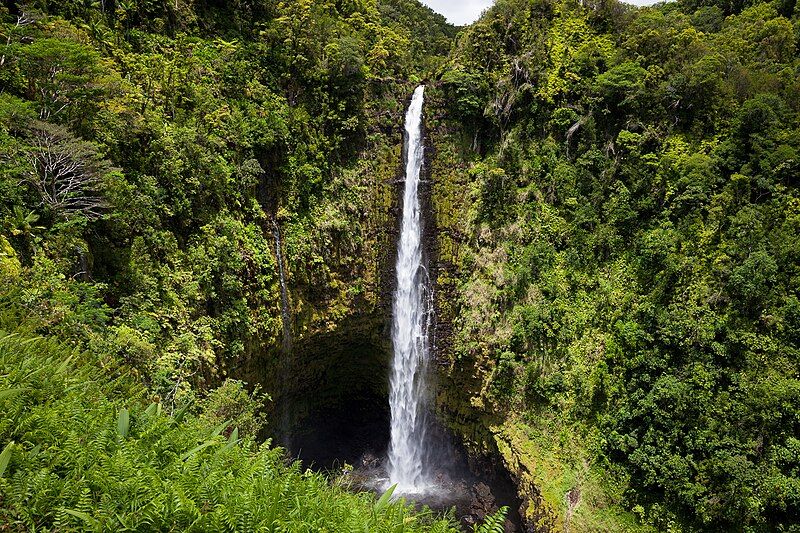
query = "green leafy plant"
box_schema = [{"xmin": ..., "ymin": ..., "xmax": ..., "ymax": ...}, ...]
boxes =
[{"xmin": 474, "ymin": 506, "xmax": 508, "ymax": 533}]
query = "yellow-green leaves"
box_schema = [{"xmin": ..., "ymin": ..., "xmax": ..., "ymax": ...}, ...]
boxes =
[
  {"xmin": 0, "ymin": 236, "xmax": 21, "ymax": 281},
  {"xmin": 374, "ymin": 483, "xmax": 397, "ymax": 513},
  {"xmin": 539, "ymin": 7, "xmax": 614, "ymax": 104}
]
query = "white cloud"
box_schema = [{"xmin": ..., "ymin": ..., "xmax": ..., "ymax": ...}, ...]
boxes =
[
  {"xmin": 419, "ymin": 0, "xmax": 495, "ymax": 26},
  {"xmin": 420, "ymin": 0, "xmax": 665, "ymax": 25}
]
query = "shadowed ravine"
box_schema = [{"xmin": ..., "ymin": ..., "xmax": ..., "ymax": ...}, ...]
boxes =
[
  {"xmin": 281, "ymin": 87, "xmax": 523, "ymax": 532},
  {"xmin": 6, "ymin": 1, "xmax": 797, "ymax": 531}
]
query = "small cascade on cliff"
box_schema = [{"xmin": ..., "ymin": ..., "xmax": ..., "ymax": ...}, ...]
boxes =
[
  {"xmin": 273, "ymin": 219, "xmax": 294, "ymax": 449},
  {"xmin": 388, "ymin": 85, "xmax": 432, "ymax": 493},
  {"xmin": 273, "ymin": 220, "xmax": 292, "ymax": 353}
]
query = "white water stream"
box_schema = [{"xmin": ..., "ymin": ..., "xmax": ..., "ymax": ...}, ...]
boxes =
[{"xmin": 387, "ymin": 85, "xmax": 432, "ymax": 493}]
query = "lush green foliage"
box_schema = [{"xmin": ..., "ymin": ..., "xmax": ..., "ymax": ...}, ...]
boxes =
[
  {"xmin": 0, "ymin": 1, "xmax": 458, "ymax": 529},
  {"xmin": 0, "ymin": 0, "xmax": 449, "ymax": 405},
  {"xmin": 474, "ymin": 507, "xmax": 508, "ymax": 533},
  {"xmin": 3, "ymin": 0, "xmax": 799, "ymax": 530},
  {"xmin": 437, "ymin": 0, "xmax": 800, "ymax": 530},
  {"xmin": 0, "ymin": 328, "xmax": 458, "ymax": 531},
  {"xmin": 378, "ymin": 0, "xmax": 457, "ymax": 74}
]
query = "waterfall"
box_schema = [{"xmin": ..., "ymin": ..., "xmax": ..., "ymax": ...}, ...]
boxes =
[
  {"xmin": 273, "ymin": 221, "xmax": 292, "ymax": 353},
  {"xmin": 388, "ymin": 85, "xmax": 432, "ymax": 493}
]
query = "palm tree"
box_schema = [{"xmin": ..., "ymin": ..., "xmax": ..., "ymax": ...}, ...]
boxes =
[
  {"xmin": 6, "ymin": 206, "xmax": 45, "ymax": 258},
  {"xmin": 9, "ymin": 206, "xmax": 44, "ymax": 239}
]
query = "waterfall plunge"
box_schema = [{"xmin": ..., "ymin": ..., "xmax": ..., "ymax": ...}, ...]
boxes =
[{"xmin": 388, "ymin": 85, "xmax": 432, "ymax": 493}]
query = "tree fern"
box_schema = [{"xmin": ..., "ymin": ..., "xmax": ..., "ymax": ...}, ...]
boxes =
[{"xmin": 0, "ymin": 328, "xmax": 461, "ymax": 532}]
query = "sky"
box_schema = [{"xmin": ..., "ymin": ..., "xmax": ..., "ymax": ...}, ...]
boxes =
[
  {"xmin": 419, "ymin": 0, "xmax": 494, "ymax": 25},
  {"xmin": 420, "ymin": 0, "xmax": 661, "ymax": 26}
]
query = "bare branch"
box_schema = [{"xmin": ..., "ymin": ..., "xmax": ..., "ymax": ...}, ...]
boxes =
[
  {"xmin": 0, "ymin": 8, "xmax": 35, "ymax": 68},
  {"xmin": 23, "ymin": 121, "xmax": 112, "ymax": 221}
]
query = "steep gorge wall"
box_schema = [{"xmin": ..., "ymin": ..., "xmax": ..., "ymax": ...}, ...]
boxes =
[
  {"xmin": 237, "ymin": 80, "xmax": 563, "ymax": 529},
  {"xmin": 423, "ymin": 85, "xmax": 560, "ymax": 532},
  {"xmin": 236, "ymin": 81, "xmax": 418, "ymax": 446}
]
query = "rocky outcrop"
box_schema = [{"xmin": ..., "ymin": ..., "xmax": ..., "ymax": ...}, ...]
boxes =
[{"xmin": 491, "ymin": 425, "xmax": 560, "ymax": 532}]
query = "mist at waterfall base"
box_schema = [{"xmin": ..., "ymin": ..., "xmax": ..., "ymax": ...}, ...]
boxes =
[{"xmin": 280, "ymin": 87, "xmax": 522, "ymax": 530}]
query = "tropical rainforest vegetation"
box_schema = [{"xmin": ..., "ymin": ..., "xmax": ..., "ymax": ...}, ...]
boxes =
[
  {"xmin": 0, "ymin": 0, "xmax": 798, "ymax": 531},
  {"xmin": 0, "ymin": 0, "xmax": 460, "ymax": 530},
  {"xmin": 434, "ymin": 0, "xmax": 800, "ymax": 530}
]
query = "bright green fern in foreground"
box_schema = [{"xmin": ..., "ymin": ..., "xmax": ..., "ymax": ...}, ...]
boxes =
[{"xmin": 0, "ymin": 331, "xmax": 458, "ymax": 532}]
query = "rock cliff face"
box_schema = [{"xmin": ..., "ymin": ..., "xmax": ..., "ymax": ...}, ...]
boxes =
[
  {"xmin": 237, "ymin": 81, "xmax": 416, "ymax": 447},
  {"xmin": 491, "ymin": 425, "xmax": 560, "ymax": 532},
  {"xmin": 423, "ymin": 84, "xmax": 560, "ymax": 532},
  {"xmin": 238, "ymin": 81, "xmax": 557, "ymax": 531}
]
